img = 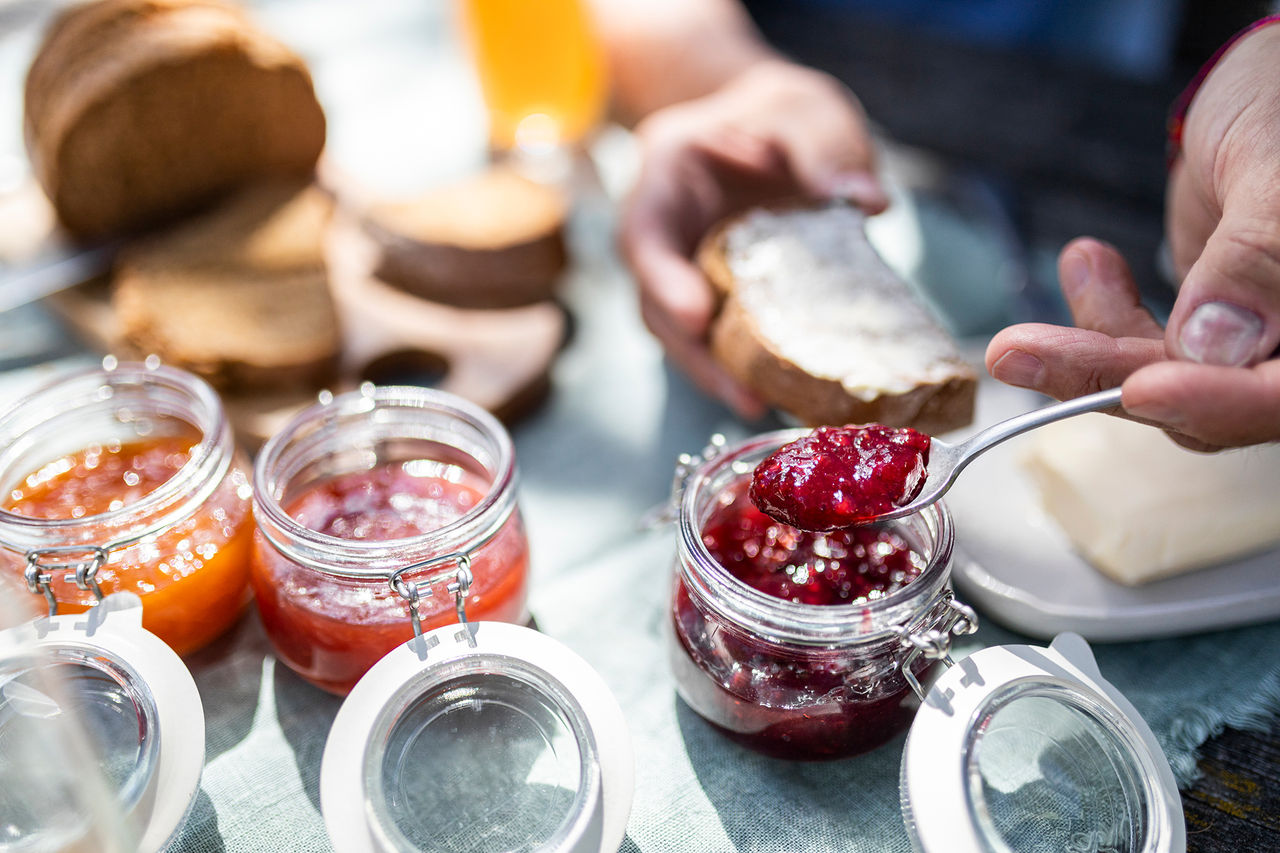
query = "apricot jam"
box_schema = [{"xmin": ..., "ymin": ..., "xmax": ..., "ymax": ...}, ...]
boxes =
[
  {"xmin": 670, "ymin": 431, "xmax": 956, "ymax": 760},
  {"xmin": 751, "ymin": 424, "xmax": 931, "ymax": 530},
  {"xmin": 0, "ymin": 363, "xmax": 253, "ymax": 656},
  {"xmin": 251, "ymin": 387, "xmax": 531, "ymax": 696}
]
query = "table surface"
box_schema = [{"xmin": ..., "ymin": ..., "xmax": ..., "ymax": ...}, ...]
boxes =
[{"xmin": 2, "ymin": 1, "xmax": 1280, "ymax": 850}]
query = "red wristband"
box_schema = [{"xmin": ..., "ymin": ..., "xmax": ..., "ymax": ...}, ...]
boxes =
[{"xmin": 1167, "ymin": 14, "xmax": 1280, "ymax": 167}]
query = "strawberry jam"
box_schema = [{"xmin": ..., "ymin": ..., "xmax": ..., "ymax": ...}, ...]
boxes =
[
  {"xmin": 251, "ymin": 460, "xmax": 529, "ymax": 695},
  {"xmin": 750, "ymin": 424, "xmax": 931, "ymax": 530}
]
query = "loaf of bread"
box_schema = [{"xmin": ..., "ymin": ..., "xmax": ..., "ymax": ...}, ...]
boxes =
[
  {"xmin": 1023, "ymin": 414, "xmax": 1280, "ymax": 585},
  {"xmin": 698, "ymin": 202, "xmax": 976, "ymax": 433},
  {"xmin": 25, "ymin": 0, "xmax": 325, "ymax": 239},
  {"xmin": 112, "ymin": 181, "xmax": 340, "ymax": 390},
  {"xmin": 362, "ymin": 168, "xmax": 568, "ymax": 309}
]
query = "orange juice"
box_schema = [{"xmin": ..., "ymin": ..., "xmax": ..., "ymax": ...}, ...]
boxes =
[{"xmin": 461, "ymin": 0, "xmax": 607, "ymax": 149}]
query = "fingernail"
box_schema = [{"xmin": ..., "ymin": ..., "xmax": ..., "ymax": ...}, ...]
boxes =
[
  {"xmin": 1125, "ymin": 401, "xmax": 1184, "ymax": 428},
  {"xmin": 990, "ymin": 350, "xmax": 1044, "ymax": 388},
  {"xmin": 1059, "ymin": 249, "xmax": 1091, "ymax": 300},
  {"xmin": 1179, "ymin": 301, "xmax": 1264, "ymax": 366},
  {"xmin": 822, "ymin": 171, "xmax": 888, "ymax": 209}
]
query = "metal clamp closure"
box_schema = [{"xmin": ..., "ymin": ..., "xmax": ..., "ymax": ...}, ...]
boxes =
[
  {"xmin": 640, "ymin": 433, "xmax": 727, "ymax": 529},
  {"xmin": 24, "ymin": 545, "xmax": 110, "ymax": 617},
  {"xmin": 389, "ymin": 552, "xmax": 475, "ymax": 640},
  {"xmin": 892, "ymin": 594, "xmax": 979, "ymax": 702}
]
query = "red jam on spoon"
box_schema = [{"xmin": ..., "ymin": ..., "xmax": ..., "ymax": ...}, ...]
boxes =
[{"xmin": 750, "ymin": 424, "xmax": 931, "ymax": 530}]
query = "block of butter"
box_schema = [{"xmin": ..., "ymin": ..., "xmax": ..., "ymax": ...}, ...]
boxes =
[{"xmin": 1021, "ymin": 414, "xmax": 1280, "ymax": 585}]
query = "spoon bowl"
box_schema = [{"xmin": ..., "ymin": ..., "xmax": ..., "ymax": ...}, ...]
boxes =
[{"xmin": 876, "ymin": 387, "xmax": 1125, "ymax": 522}]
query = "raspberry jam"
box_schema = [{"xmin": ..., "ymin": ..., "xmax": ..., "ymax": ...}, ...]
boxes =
[
  {"xmin": 750, "ymin": 424, "xmax": 930, "ymax": 530},
  {"xmin": 0, "ymin": 363, "xmax": 253, "ymax": 656},
  {"xmin": 702, "ymin": 485, "xmax": 923, "ymax": 606},
  {"xmin": 670, "ymin": 430, "xmax": 955, "ymax": 760},
  {"xmin": 251, "ymin": 388, "xmax": 530, "ymax": 696}
]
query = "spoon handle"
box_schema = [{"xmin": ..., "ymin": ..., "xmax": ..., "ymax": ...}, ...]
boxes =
[{"xmin": 956, "ymin": 387, "xmax": 1124, "ymax": 461}]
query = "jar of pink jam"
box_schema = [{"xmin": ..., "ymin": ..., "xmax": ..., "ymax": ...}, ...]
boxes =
[
  {"xmin": 668, "ymin": 432, "xmax": 977, "ymax": 760},
  {"xmin": 251, "ymin": 386, "xmax": 530, "ymax": 695}
]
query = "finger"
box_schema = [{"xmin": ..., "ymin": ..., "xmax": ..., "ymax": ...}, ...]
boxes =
[
  {"xmin": 1122, "ymin": 358, "xmax": 1280, "ymax": 447},
  {"xmin": 986, "ymin": 323, "xmax": 1166, "ymax": 401},
  {"xmin": 620, "ymin": 161, "xmax": 718, "ymax": 340},
  {"xmin": 754, "ymin": 69, "xmax": 887, "ymax": 212},
  {"xmin": 638, "ymin": 292, "xmax": 767, "ymax": 419},
  {"xmin": 1057, "ymin": 238, "xmax": 1164, "ymax": 339},
  {"xmin": 812, "ymin": 171, "xmax": 890, "ymax": 215},
  {"xmin": 624, "ymin": 216, "xmax": 717, "ymax": 340},
  {"xmin": 1165, "ymin": 195, "xmax": 1280, "ymax": 367},
  {"xmin": 1165, "ymin": 155, "xmax": 1220, "ymax": 283}
]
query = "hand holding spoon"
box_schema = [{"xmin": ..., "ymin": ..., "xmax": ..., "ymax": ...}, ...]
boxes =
[{"xmin": 751, "ymin": 387, "xmax": 1124, "ymax": 530}]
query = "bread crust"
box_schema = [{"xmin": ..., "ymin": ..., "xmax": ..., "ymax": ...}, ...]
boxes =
[
  {"xmin": 25, "ymin": 0, "xmax": 325, "ymax": 239},
  {"xmin": 111, "ymin": 182, "xmax": 340, "ymax": 391},
  {"xmin": 700, "ymin": 203, "xmax": 976, "ymax": 433},
  {"xmin": 362, "ymin": 169, "xmax": 567, "ymax": 309}
]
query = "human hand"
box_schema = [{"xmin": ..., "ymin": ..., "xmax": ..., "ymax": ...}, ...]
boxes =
[
  {"xmin": 619, "ymin": 60, "xmax": 887, "ymax": 418},
  {"xmin": 987, "ymin": 24, "xmax": 1280, "ymax": 449}
]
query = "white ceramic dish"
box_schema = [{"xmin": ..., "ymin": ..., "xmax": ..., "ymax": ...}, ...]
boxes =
[{"xmin": 948, "ymin": 379, "xmax": 1280, "ymax": 641}]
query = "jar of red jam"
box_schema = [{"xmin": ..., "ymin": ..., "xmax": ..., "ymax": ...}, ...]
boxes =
[
  {"xmin": 251, "ymin": 385, "xmax": 530, "ymax": 695},
  {"xmin": 0, "ymin": 358, "xmax": 254, "ymax": 656},
  {"xmin": 668, "ymin": 432, "xmax": 978, "ymax": 761}
]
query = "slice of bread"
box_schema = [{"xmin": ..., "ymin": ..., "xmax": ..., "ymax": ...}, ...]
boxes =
[
  {"xmin": 699, "ymin": 202, "xmax": 976, "ymax": 433},
  {"xmin": 112, "ymin": 181, "xmax": 340, "ymax": 391},
  {"xmin": 25, "ymin": 0, "xmax": 325, "ymax": 239},
  {"xmin": 362, "ymin": 168, "xmax": 568, "ymax": 309}
]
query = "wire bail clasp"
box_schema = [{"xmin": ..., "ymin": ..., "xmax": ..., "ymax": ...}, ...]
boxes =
[
  {"xmin": 24, "ymin": 545, "xmax": 110, "ymax": 617},
  {"xmin": 640, "ymin": 433, "xmax": 728, "ymax": 530},
  {"xmin": 389, "ymin": 552, "xmax": 475, "ymax": 640},
  {"xmin": 892, "ymin": 594, "xmax": 979, "ymax": 702}
]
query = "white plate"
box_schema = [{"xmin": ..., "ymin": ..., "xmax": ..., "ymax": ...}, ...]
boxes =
[{"xmin": 948, "ymin": 378, "xmax": 1280, "ymax": 641}]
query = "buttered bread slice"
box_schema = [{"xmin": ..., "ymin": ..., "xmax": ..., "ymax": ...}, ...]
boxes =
[{"xmin": 700, "ymin": 203, "xmax": 975, "ymax": 433}]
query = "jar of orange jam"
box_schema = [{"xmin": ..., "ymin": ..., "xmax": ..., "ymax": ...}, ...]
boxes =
[
  {"xmin": 0, "ymin": 358, "xmax": 253, "ymax": 655},
  {"xmin": 251, "ymin": 386, "xmax": 530, "ymax": 695}
]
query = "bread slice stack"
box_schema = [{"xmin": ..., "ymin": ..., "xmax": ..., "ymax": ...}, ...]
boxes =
[
  {"xmin": 24, "ymin": 0, "xmax": 325, "ymax": 239},
  {"xmin": 699, "ymin": 202, "xmax": 975, "ymax": 433},
  {"xmin": 362, "ymin": 168, "xmax": 568, "ymax": 309},
  {"xmin": 112, "ymin": 181, "xmax": 340, "ymax": 391}
]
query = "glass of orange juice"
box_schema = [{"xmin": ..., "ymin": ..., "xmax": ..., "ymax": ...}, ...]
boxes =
[{"xmin": 460, "ymin": 0, "xmax": 608, "ymax": 152}]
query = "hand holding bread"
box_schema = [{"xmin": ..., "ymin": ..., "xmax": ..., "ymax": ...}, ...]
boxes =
[{"xmin": 619, "ymin": 59, "xmax": 887, "ymax": 419}]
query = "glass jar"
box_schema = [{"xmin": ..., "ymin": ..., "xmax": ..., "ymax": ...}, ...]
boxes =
[
  {"xmin": 0, "ymin": 359, "xmax": 254, "ymax": 656},
  {"xmin": 251, "ymin": 385, "xmax": 531, "ymax": 695},
  {"xmin": 669, "ymin": 432, "xmax": 975, "ymax": 761}
]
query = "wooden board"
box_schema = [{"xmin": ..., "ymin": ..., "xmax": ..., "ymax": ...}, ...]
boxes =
[{"xmin": 38, "ymin": 206, "xmax": 565, "ymax": 448}]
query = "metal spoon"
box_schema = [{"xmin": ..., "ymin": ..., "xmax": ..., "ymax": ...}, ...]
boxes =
[{"xmin": 874, "ymin": 387, "xmax": 1124, "ymax": 522}]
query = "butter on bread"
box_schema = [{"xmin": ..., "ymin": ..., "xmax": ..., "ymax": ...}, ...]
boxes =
[
  {"xmin": 1022, "ymin": 414, "xmax": 1280, "ymax": 585},
  {"xmin": 25, "ymin": 0, "xmax": 325, "ymax": 239},
  {"xmin": 362, "ymin": 168, "xmax": 567, "ymax": 309},
  {"xmin": 113, "ymin": 181, "xmax": 339, "ymax": 391},
  {"xmin": 699, "ymin": 202, "xmax": 975, "ymax": 433}
]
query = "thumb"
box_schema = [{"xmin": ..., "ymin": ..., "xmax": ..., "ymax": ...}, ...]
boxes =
[{"xmin": 1167, "ymin": 198, "xmax": 1280, "ymax": 366}]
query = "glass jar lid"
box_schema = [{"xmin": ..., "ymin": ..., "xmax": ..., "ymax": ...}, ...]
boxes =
[
  {"xmin": 321, "ymin": 621, "xmax": 633, "ymax": 853},
  {"xmin": 901, "ymin": 632, "xmax": 1184, "ymax": 853},
  {"xmin": 0, "ymin": 593, "xmax": 205, "ymax": 852}
]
